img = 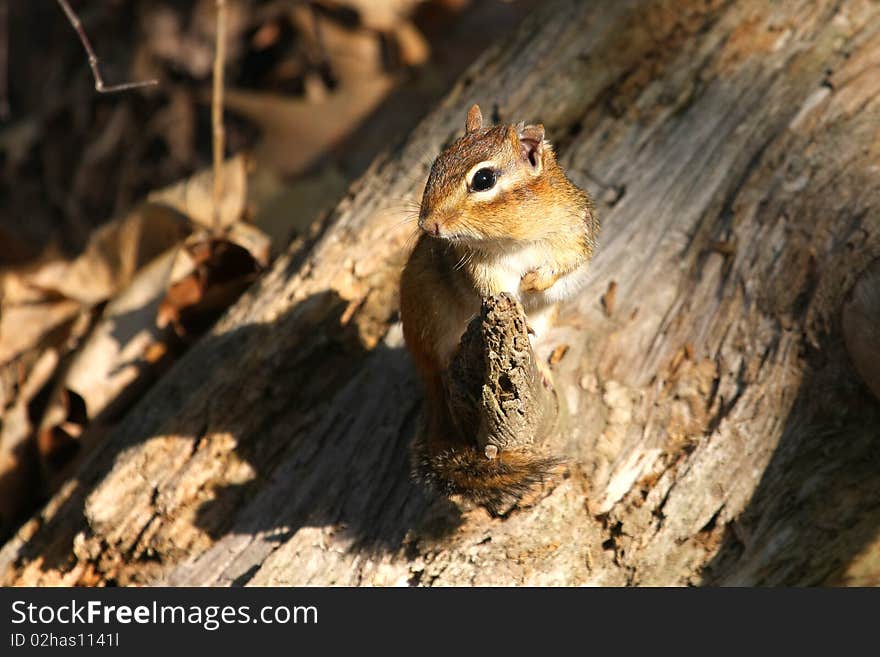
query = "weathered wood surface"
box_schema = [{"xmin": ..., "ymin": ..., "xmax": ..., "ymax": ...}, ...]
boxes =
[{"xmin": 3, "ymin": 0, "xmax": 880, "ymax": 586}]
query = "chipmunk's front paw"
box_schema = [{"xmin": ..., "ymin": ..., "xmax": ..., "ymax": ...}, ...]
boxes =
[
  {"xmin": 520, "ymin": 266, "xmax": 559, "ymax": 293},
  {"xmin": 536, "ymin": 358, "xmax": 554, "ymax": 389}
]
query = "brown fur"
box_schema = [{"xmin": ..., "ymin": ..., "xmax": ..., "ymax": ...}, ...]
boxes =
[
  {"xmin": 411, "ymin": 440, "xmax": 561, "ymax": 516},
  {"xmin": 400, "ymin": 104, "xmax": 598, "ymax": 511}
]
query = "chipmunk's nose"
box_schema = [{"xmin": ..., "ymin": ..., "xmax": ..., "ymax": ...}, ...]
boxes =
[{"xmin": 418, "ymin": 211, "xmax": 443, "ymax": 238}]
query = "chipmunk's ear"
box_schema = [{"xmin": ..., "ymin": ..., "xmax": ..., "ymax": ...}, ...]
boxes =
[
  {"xmin": 516, "ymin": 123, "xmax": 545, "ymax": 171},
  {"xmin": 465, "ymin": 104, "xmax": 483, "ymax": 133}
]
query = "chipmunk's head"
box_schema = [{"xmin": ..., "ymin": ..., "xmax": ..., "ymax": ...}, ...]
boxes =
[{"xmin": 418, "ymin": 104, "xmax": 577, "ymax": 245}]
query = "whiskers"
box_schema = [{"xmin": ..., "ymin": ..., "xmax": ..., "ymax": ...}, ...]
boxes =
[
  {"xmin": 402, "ymin": 225, "xmax": 422, "ymax": 252},
  {"xmin": 380, "ymin": 195, "xmax": 424, "ymax": 253},
  {"xmin": 382, "ymin": 146, "xmax": 435, "ymax": 235},
  {"xmin": 385, "ymin": 196, "xmax": 423, "ymax": 231},
  {"xmin": 452, "ymin": 245, "xmax": 476, "ymax": 271}
]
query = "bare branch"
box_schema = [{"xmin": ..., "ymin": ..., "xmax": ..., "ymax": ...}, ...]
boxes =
[
  {"xmin": 56, "ymin": 0, "xmax": 158, "ymax": 94},
  {"xmin": 212, "ymin": 0, "xmax": 227, "ymax": 230}
]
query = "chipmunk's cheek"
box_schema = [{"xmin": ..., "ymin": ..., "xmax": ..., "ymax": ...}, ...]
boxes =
[
  {"xmin": 459, "ymin": 213, "xmax": 486, "ymax": 240},
  {"xmin": 512, "ymin": 220, "xmax": 531, "ymax": 240}
]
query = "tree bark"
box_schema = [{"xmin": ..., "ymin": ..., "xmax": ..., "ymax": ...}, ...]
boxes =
[{"xmin": 3, "ymin": 0, "xmax": 880, "ymax": 586}]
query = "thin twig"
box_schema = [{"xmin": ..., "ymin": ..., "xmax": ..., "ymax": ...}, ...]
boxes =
[
  {"xmin": 56, "ymin": 0, "xmax": 158, "ymax": 94},
  {"xmin": 212, "ymin": 0, "xmax": 227, "ymax": 231}
]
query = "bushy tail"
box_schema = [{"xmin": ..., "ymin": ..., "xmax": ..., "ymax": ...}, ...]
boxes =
[{"xmin": 412, "ymin": 439, "xmax": 560, "ymax": 516}]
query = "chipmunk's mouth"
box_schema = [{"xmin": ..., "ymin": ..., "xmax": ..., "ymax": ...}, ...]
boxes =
[
  {"xmin": 419, "ymin": 214, "xmax": 503, "ymax": 245},
  {"xmin": 421, "ymin": 225, "xmax": 471, "ymax": 243}
]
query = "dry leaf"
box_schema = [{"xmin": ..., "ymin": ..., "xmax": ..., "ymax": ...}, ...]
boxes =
[
  {"xmin": 225, "ymin": 222, "xmax": 272, "ymax": 268},
  {"xmin": 59, "ymin": 249, "xmax": 179, "ymax": 423},
  {"xmin": 0, "ymin": 201, "xmax": 192, "ymax": 369},
  {"xmin": 148, "ymin": 155, "xmax": 250, "ymax": 230},
  {"xmin": 18, "ymin": 204, "xmax": 192, "ymax": 306},
  {"xmin": 0, "ymin": 297, "xmax": 82, "ymax": 367},
  {"xmin": 158, "ymin": 236, "xmax": 264, "ymax": 337},
  {"xmin": 0, "ymin": 349, "xmax": 61, "ymax": 535}
]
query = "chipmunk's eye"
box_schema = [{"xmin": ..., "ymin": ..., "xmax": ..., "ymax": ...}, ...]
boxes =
[{"xmin": 470, "ymin": 168, "xmax": 496, "ymax": 192}]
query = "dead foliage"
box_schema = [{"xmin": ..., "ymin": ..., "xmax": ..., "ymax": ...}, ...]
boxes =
[{"xmin": 0, "ymin": 0, "xmax": 539, "ymax": 541}]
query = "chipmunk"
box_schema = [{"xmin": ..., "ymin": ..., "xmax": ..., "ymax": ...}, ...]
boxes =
[{"xmin": 400, "ymin": 104, "xmax": 598, "ymax": 512}]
